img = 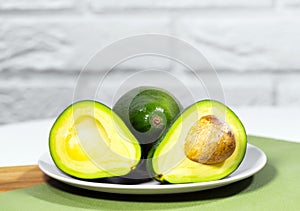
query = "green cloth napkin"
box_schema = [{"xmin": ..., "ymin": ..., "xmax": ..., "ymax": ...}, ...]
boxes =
[{"xmin": 1, "ymin": 136, "xmax": 300, "ymax": 211}]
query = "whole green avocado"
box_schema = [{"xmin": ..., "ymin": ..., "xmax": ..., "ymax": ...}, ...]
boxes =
[{"xmin": 113, "ymin": 86, "xmax": 183, "ymax": 158}]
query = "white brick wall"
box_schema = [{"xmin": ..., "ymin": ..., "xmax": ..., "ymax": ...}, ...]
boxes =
[
  {"xmin": 276, "ymin": 74, "xmax": 300, "ymax": 106},
  {"xmin": 0, "ymin": 0, "xmax": 76, "ymax": 11},
  {"xmin": 90, "ymin": 0, "xmax": 272, "ymax": 11},
  {"xmin": 0, "ymin": 0, "xmax": 299, "ymax": 124},
  {"xmin": 0, "ymin": 73, "xmax": 76, "ymax": 124},
  {"xmin": 282, "ymin": 0, "xmax": 300, "ymax": 7},
  {"xmin": 0, "ymin": 16, "xmax": 171, "ymax": 72},
  {"xmin": 175, "ymin": 15, "xmax": 300, "ymax": 72}
]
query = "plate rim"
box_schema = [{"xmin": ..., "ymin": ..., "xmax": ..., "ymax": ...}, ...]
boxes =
[{"xmin": 38, "ymin": 143, "xmax": 267, "ymax": 194}]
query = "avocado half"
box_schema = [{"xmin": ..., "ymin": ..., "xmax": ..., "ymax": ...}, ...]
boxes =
[
  {"xmin": 147, "ymin": 100, "xmax": 247, "ymax": 183},
  {"xmin": 49, "ymin": 100, "xmax": 141, "ymax": 179}
]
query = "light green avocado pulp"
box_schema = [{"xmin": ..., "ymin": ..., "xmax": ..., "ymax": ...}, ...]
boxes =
[
  {"xmin": 149, "ymin": 100, "xmax": 247, "ymax": 183},
  {"xmin": 49, "ymin": 100, "xmax": 141, "ymax": 179}
]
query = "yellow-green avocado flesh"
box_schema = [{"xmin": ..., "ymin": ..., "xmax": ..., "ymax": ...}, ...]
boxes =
[
  {"xmin": 49, "ymin": 100, "xmax": 141, "ymax": 179},
  {"xmin": 147, "ymin": 100, "xmax": 247, "ymax": 183}
]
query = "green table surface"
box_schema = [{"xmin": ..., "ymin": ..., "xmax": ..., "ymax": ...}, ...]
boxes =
[{"xmin": 1, "ymin": 136, "xmax": 300, "ymax": 211}]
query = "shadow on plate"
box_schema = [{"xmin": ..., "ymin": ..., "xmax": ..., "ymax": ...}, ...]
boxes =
[
  {"xmin": 47, "ymin": 176, "xmax": 252, "ymax": 202},
  {"xmin": 22, "ymin": 163, "xmax": 276, "ymax": 210},
  {"xmin": 36, "ymin": 162, "xmax": 276, "ymax": 203}
]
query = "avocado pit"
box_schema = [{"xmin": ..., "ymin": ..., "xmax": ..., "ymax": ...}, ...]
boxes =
[{"xmin": 184, "ymin": 115, "xmax": 236, "ymax": 164}]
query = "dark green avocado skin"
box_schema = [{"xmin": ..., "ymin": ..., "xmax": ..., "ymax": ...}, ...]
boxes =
[
  {"xmin": 113, "ymin": 86, "xmax": 182, "ymax": 158},
  {"xmin": 146, "ymin": 136, "xmax": 168, "ymax": 183},
  {"xmin": 113, "ymin": 87, "xmax": 182, "ymax": 182}
]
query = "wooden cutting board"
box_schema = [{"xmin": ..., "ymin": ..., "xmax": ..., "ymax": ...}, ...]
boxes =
[{"xmin": 0, "ymin": 165, "xmax": 48, "ymax": 193}]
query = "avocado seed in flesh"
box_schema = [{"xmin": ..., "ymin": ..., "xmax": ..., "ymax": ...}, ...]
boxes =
[{"xmin": 184, "ymin": 115, "xmax": 236, "ymax": 164}]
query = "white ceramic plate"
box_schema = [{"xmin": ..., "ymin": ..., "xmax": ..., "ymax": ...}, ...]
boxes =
[{"xmin": 38, "ymin": 144, "xmax": 267, "ymax": 195}]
